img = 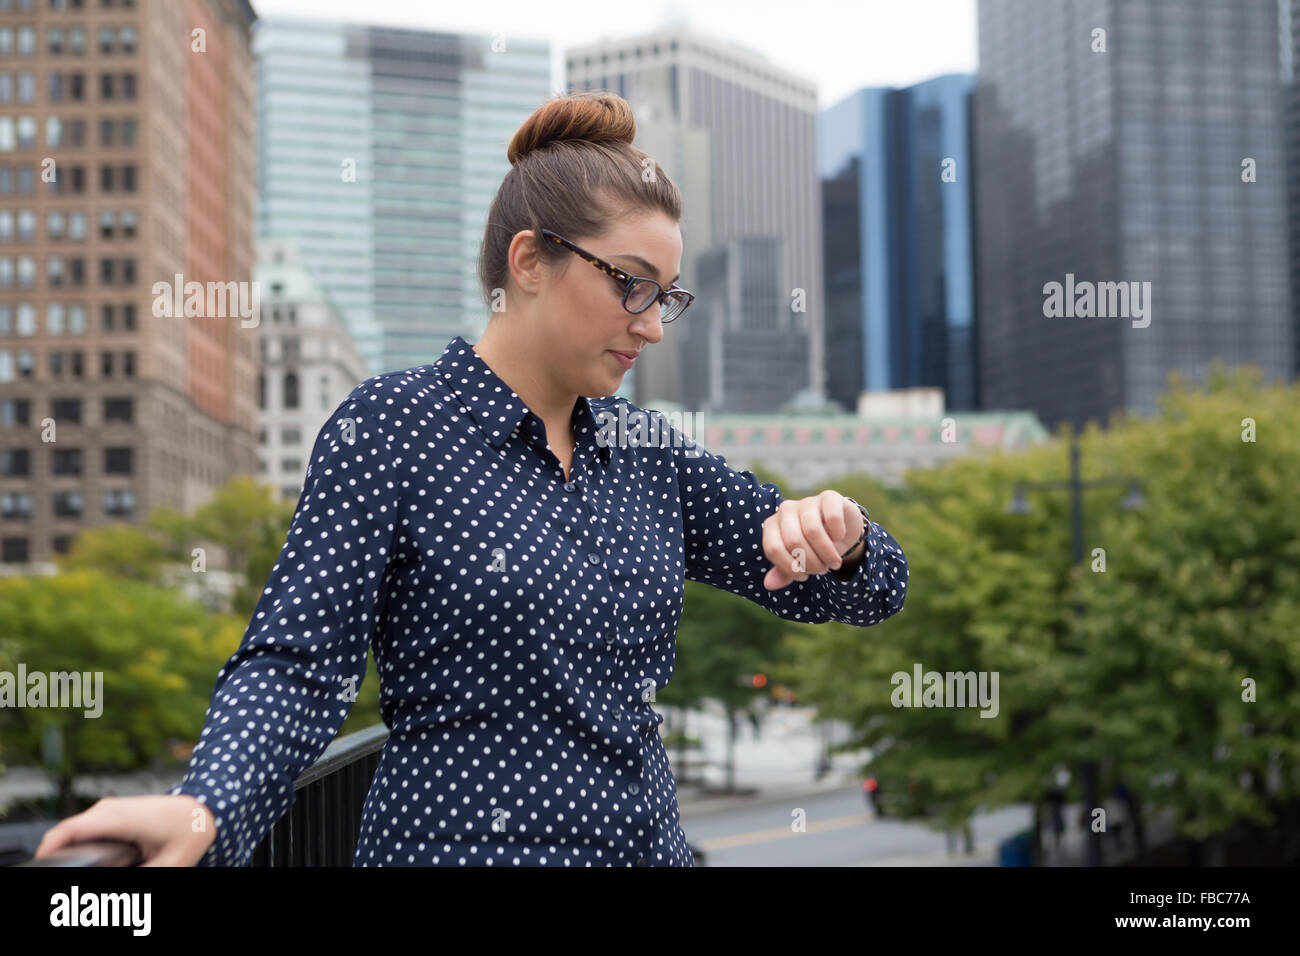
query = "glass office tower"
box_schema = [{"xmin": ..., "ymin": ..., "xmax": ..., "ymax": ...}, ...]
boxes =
[
  {"xmin": 255, "ymin": 18, "xmax": 550, "ymax": 375},
  {"xmin": 975, "ymin": 0, "xmax": 1291, "ymax": 431}
]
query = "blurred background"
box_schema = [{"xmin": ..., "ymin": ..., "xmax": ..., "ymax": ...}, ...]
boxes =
[{"xmin": 1, "ymin": 0, "xmax": 1298, "ymax": 867}]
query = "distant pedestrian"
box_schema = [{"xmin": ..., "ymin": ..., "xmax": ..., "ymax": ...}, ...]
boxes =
[{"xmin": 1046, "ymin": 787, "xmax": 1065, "ymax": 849}]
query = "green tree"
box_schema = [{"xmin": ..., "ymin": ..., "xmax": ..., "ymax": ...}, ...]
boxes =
[
  {"xmin": 785, "ymin": 364, "xmax": 1300, "ymax": 863},
  {"xmin": 0, "ymin": 570, "xmax": 241, "ymax": 816}
]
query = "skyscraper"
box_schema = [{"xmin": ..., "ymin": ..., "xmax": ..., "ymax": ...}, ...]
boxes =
[
  {"xmin": 0, "ymin": 0, "xmax": 257, "ymax": 568},
  {"xmin": 975, "ymin": 0, "xmax": 1291, "ymax": 431},
  {"xmin": 567, "ymin": 28, "xmax": 825, "ymax": 412},
  {"xmin": 254, "ymin": 17, "xmax": 551, "ymax": 376},
  {"xmin": 821, "ymin": 74, "xmax": 978, "ymax": 415}
]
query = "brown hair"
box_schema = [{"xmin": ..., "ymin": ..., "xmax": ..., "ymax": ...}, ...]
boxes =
[{"xmin": 477, "ymin": 90, "xmax": 684, "ymax": 309}]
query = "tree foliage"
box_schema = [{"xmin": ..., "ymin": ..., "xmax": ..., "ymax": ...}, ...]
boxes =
[{"xmin": 785, "ymin": 364, "xmax": 1300, "ymax": 844}]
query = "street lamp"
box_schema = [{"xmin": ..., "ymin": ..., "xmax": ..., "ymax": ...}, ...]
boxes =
[{"xmin": 1006, "ymin": 424, "xmax": 1144, "ymax": 867}]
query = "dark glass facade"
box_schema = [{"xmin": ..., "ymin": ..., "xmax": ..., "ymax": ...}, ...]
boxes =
[
  {"xmin": 976, "ymin": 0, "xmax": 1291, "ymax": 431},
  {"xmin": 820, "ymin": 75, "xmax": 978, "ymax": 414}
]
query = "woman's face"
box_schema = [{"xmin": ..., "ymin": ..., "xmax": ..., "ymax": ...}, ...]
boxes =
[{"xmin": 526, "ymin": 209, "xmax": 683, "ymax": 398}]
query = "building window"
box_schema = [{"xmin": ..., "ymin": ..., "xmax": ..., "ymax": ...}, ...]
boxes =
[
  {"xmin": 46, "ymin": 302, "xmax": 63, "ymax": 333},
  {"xmin": 53, "ymin": 489, "xmax": 83, "ymax": 518},
  {"xmin": 1, "ymin": 537, "xmax": 29, "ymax": 563},
  {"xmin": 102, "ymin": 396, "xmax": 131, "ymax": 422},
  {"xmin": 99, "ymin": 350, "xmax": 112, "ymax": 376},
  {"xmin": 52, "ymin": 447, "xmax": 81, "ymax": 475},
  {"xmin": 50, "ymin": 396, "xmax": 80, "ymax": 423},
  {"xmin": 1, "ymin": 493, "xmax": 32, "ymax": 519},
  {"xmin": 0, "ymin": 448, "xmax": 29, "ymax": 476},
  {"xmin": 103, "ymin": 488, "xmax": 133, "ymax": 517},
  {"xmin": 0, "ymin": 398, "xmax": 31, "ymax": 425},
  {"xmin": 283, "ymin": 371, "xmax": 299, "ymax": 409},
  {"xmin": 257, "ymin": 372, "xmax": 265, "ymax": 409},
  {"xmin": 281, "ymin": 426, "xmax": 300, "ymax": 446},
  {"xmin": 103, "ymin": 445, "xmax": 131, "ymax": 474}
]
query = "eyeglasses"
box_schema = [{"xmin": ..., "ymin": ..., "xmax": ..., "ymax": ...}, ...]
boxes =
[{"xmin": 540, "ymin": 228, "xmax": 695, "ymax": 323}]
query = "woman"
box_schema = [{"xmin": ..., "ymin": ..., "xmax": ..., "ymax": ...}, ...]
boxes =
[{"xmin": 34, "ymin": 91, "xmax": 909, "ymax": 867}]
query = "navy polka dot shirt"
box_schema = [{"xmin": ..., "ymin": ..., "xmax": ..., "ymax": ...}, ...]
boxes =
[{"xmin": 169, "ymin": 335, "xmax": 909, "ymax": 866}]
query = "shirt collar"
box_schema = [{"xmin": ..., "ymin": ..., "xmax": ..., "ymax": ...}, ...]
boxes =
[{"xmin": 433, "ymin": 335, "xmax": 612, "ymax": 467}]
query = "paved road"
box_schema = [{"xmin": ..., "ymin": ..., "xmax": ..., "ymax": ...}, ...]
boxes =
[{"xmin": 680, "ymin": 783, "xmax": 1032, "ymax": 866}]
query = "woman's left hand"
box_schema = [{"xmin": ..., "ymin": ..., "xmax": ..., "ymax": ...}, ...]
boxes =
[{"xmin": 762, "ymin": 491, "xmax": 864, "ymax": 590}]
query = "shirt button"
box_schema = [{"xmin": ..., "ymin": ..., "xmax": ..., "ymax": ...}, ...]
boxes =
[
  {"xmin": 604, "ymin": 633, "xmax": 615, "ymax": 646},
  {"xmin": 563, "ymin": 480, "xmax": 576, "ymax": 492},
  {"xmin": 586, "ymin": 551, "xmax": 601, "ymax": 565},
  {"xmin": 636, "ymin": 856, "xmax": 648, "ymax": 866},
  {"xmin": 629, "ymin": 782, "xmax": 639, "ymax": 794}
]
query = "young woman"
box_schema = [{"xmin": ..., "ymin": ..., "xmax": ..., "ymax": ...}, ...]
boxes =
[{"xmin": 35, "ymin": 91, "xmax": 908, "ymax": 867}]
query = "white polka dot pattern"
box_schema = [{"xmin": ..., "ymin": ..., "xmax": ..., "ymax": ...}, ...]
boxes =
[{"xmin": 169, "ymin": 335, "xmax": 909, "ymax": 866}]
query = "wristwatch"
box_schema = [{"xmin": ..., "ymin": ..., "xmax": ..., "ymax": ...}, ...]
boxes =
[{"xmin": 838, "ymin": 497, "xmax": 871, "ymax": 560}]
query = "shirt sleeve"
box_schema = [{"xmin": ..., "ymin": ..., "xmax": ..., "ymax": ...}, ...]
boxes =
[
  {"xmin": 166, "ymin": 384, "xmax": 400, "ymax": 866},
  {"xmin": 670, "ymin": 422, "xmax": 908, "ymax": 628}
]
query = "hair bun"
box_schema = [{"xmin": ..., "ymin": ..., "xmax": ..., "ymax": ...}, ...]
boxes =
[{"xmin": 507, "ymin": 91, "xmax": 637, "ymax": 166}]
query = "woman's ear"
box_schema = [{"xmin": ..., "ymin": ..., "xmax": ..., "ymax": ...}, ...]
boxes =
[{"xmin": 507, "ymin": 230, "xmax": 554, "ymax": 296}]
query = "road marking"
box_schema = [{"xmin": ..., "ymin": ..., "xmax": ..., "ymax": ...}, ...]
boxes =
[{"xmin": 695, "ymin": 812, "xmax": 873, "ymax": 851}]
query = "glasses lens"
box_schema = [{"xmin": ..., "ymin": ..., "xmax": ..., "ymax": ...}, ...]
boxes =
[
  {"xmin": 662, "ymin": 292, "xmax": 689, "ymax": 322},
  {"xmin": 625, "ymin": 278, "xmax": 660, "ymax": 313}
]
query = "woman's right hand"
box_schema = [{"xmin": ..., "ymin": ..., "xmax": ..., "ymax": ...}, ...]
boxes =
[{"xmin": 33, "ymin": 794, "xmax": 218, "ymax": 867}]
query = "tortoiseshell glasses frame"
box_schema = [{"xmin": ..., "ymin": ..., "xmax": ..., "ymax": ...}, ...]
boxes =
[{"xmin": 539, "ymin": 228, "xmax": 695, "ymax": 322}]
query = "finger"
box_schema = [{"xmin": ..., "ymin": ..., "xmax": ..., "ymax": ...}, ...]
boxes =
[
  {"xmin": 35, "ymin": 809, "xmax": 108, "ymax": 857},
  {"xmin": 778, "ymin": 504, "xmax": 817, "ymax": 578},
  {"xmin": 764, "ymin": 564, "xmax": 792, "ymax": 591},
  {"xmin": 761, "ymin": 513, "xmax": 793, "ymax": 578},
  {"xmin": 764, "ymin": 504, "xmax": 806, "ymax": 580},
  {"xmin": 800, "ymin": 493, "xmax": 845, "ymax": 570}
]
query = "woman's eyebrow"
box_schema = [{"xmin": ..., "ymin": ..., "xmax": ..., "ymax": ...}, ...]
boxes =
[{"xmin": 615, "ymin": 253, "xmax": 680, "ymax": 285}]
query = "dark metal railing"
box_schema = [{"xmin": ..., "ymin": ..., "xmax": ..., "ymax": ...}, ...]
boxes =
[
  {"xmin": 248, "ymin": 722, "xmax": 388, "ymax": 867},
  {"xmin": 18, "ymin": 720, "xmax": 706, "ymax": 866}
]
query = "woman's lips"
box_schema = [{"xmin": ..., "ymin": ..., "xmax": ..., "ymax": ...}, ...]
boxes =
[{"xmin": 609, "ymin": 350, "xmax": 638, "ymax": 367}]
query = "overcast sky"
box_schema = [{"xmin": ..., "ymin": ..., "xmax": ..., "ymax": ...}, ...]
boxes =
[{"xmin": 251, "ymin": 0, "xmax": 979, "ymax": 110}]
